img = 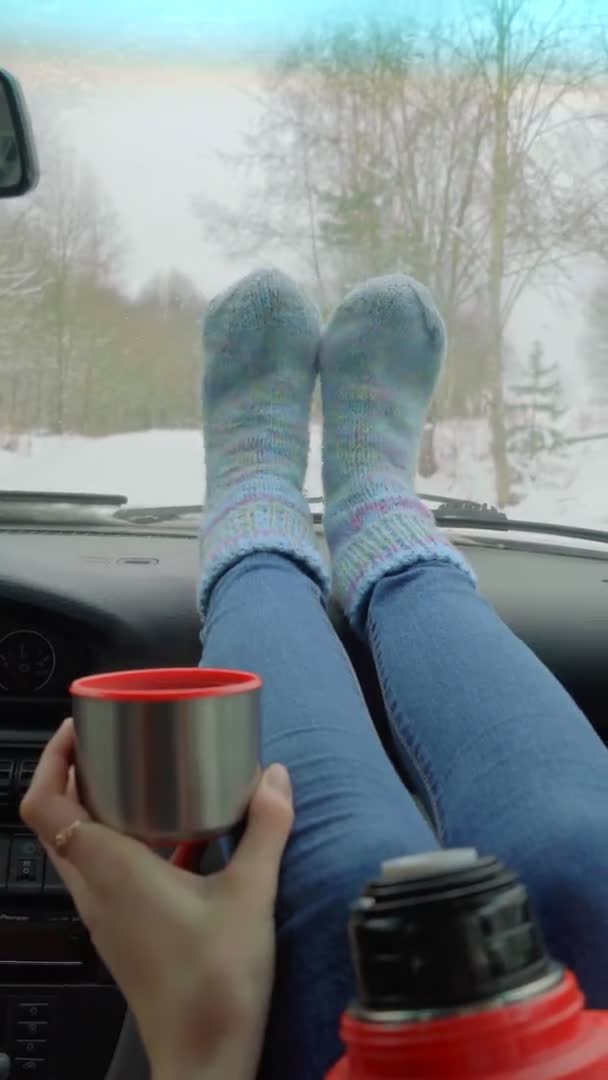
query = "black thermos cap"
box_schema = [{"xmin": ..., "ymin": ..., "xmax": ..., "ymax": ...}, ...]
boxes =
[{"xmin": 350, "ymin": 850, "xmax": 556, "ymax": 1013}]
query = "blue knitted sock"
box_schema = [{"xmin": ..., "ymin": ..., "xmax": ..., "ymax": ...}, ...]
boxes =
[
  {"xmin": 199, "ymin": 268, "xmax": 330, "ymax": 614},
  {"xmin": 320, "ymin": 273, "xmax": 476, "ymax": 636}
]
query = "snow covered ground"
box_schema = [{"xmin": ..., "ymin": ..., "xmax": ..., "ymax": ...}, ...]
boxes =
[{"xmin": 0, "ymin": 420, "xmax": 606, "ymax": 530}]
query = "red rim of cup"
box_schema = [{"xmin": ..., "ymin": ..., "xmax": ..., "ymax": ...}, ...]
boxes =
[{"xmin": 70, "ymin": 667, "xmax": 262, "ymax": 702}]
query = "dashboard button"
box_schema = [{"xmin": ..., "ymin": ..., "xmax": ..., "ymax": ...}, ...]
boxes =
[
  {"xmin": 12, "ymin": 837, "xmax": 39, "ymax": 859},
  {"xmin": 16, "ymin": 859, "xmax": 36, "ymax": 882},
  {"xmin": 14, "ymin": 1059, "xmax": 48, "ymax": 1076},
  {"xmin": 8, "ymin": 838, "xmax": 43, "ymax": 893},
  {"xmin": 16, "ymin": 1004, "xmax": 49, "ymax": 1022},
  {"xmin": 16, "ymin": 1022, "xmax": 48, "ymax": 1039},
  {"xmin": 16, "ymin": 1040, "xmax": 46, "ymax": 1058}
]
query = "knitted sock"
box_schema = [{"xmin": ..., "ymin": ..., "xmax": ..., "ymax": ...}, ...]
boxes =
[
  {"xmin": 199, "ymin": 267, "xmax": 330, "ymax": 614},
  {"xmin": 320, "ymin": 273, "xmax": 476, "ymax": 637}
]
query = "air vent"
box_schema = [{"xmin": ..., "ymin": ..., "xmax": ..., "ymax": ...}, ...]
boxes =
[
  {"xmin": 0, "ymin": 759, "xmax": 14, "ymax": 805},
  {"xmin": 16, "ymin": 759, "xmax": 38, "ymax": 797}
]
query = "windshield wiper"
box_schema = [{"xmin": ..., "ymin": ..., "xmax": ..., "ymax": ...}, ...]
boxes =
[
  {"xmin": 307, "ymin": 493, "xmax": 508, "ymax": 525},
  {"xmin": 418, "ymin": 494, "xmax": 509, "ymax": 523},
  {"xmin": 0, "ymin": 490, "xmax": 129, "ymax": 523},
  {"xmin": 0, "ymin": 490, "xmax": 127, "ymax": 507},
  {"xmin": 420, "ymin": 495, "xmax": 608, "ymax": 545}
]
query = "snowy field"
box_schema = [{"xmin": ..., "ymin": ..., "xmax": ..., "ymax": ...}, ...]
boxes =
[{"xmin": 0, "ymin": 420, "xmax": 606, "ymax": 531}]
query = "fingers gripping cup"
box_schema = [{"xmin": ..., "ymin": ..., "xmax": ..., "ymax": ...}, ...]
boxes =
[{"xmin": 70, "ymin": 668, "xmax": 262, "ymax": 844}]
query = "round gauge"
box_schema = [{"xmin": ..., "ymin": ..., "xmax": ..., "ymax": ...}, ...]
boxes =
[{"xmin": 0, "ymin": 630, "xmax": 56, "ymax": 693}]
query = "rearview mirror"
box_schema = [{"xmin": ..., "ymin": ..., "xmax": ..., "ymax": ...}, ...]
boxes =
[{"xmin": 0, "ymin": 68, "xmax": 39, "ymax": 198}]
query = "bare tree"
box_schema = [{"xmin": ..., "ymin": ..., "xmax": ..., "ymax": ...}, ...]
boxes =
[
  {"xmin": 197, "ymin": 22, "xmax": 496, "ymax": 426},
  {"xmin": 0, "ymin": 205, "xmax": 48, "ymax": 436},
  {"xmin": 464, "ymin": 0, "xmax": 606, "ymax": 502},
  {"xmin": 119, "ymin": 270, "xmax": 207, "ymax": 431},
  {"xmin": 24, "ymin": 144, "xmax": 125, "ymax": 432},
  {"xmin": 1, "ymin": 144, "xmax": 207, "ymax": 438},
  {"xmin": 196, "ymin": 0, "xmax": 607, "ymax": 505}
]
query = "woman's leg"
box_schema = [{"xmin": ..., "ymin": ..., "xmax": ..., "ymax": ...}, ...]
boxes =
[
  {"xmin": 367, "ymin": 564, "xmax": 608, "ymax": 1005},
  {"xmin": 321, "ymin": 273, "xmax": 608, "ymax": 1007},
  {"xmin": 202, "ymin": 553, "xmax": 437, "ymax": 1080},
  {"xmin": 198, "ymin": 269, "xmax": 438, "ymax": 1080}
]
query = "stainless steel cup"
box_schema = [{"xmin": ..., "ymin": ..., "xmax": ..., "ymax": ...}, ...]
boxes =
[{"xmin": 71, "ymin": 667, "xmax": 262, "ymax": 842}]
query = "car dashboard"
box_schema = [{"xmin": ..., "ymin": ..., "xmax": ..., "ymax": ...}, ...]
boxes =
[{"xmin": 0, "ymin": 522, "xmax": 607, "ymax": 1078}]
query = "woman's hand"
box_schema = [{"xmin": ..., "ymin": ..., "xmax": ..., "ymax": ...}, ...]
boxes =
[{"xmin": 20, "ymin": 718, "xmax": 293, "ymax": 1080}]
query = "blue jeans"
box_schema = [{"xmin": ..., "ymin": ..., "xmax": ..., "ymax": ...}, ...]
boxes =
[{"xmin": 201, "ymin": 553, "xmax": 608, "ymax": 1080}]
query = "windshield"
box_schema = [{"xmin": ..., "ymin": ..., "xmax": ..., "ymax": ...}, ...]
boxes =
[{"xmin": 1, "ymin": 0, "xmax": 607, "ymax": 528}]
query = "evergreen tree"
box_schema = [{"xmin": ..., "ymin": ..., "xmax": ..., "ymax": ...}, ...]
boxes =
[
  {"xmin": 585, "ymin": 276, "xmax": 608, "ymax": 411},
  {"xmin": 506, "ymin": 341, "xmax": 565, "ymax": 498}
]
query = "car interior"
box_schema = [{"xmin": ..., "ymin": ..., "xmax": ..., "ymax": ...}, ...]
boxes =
[
  {"xmin": 0, "ymin": 516, "xmax": 607, "ymax": 1079},
  {"xmin": 1, "ymin": 44, "xmax": 608, "ymax": 1080}
]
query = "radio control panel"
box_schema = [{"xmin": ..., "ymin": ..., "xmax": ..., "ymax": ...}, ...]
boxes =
[{"xmin": 0, "ymin": 740, "xmax": 124, "ymax": 1077}]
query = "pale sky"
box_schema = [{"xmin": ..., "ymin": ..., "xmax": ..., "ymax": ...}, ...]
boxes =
[{"xmin": 4, "ymin": 0, "xmax": 599, "ymax": 50}]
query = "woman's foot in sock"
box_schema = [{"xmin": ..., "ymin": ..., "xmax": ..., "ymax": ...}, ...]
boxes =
[
  {"xmin": 320, "ymin": 273, "xmax": 475, "ymax": 635},
  {"xmin": 199, "ymin": 268, "xmax": 329, "ymax": 613}
]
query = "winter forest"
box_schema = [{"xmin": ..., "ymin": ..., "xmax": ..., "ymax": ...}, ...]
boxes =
[{"xmin": 1, "ymin": 0, "xmax": 608, "ymax": 512}]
